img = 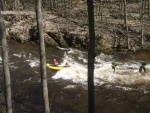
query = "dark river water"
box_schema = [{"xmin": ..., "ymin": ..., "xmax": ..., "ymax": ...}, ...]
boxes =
[{"xmin": 0, "ymin": 41, "xmax": 150, "ymax": 113}]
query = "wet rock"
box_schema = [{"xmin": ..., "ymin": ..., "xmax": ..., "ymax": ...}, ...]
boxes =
[
  {"xmin": 47, "ymin": 31, "xmax": 68, "ymax": 47},
  {"xmin": 44, "ymin": 33, "xmax": 58, "ymax": 46},
  {"xmin": 95, "ymin": 33, "xmax": 113, "ymax": 53},
  {"xmin": 8, "ymin": 28, "xmax": 29, "ymax": 42}
]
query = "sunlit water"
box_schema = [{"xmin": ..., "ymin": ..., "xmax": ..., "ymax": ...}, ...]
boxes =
[{"xmin": 1, "ymin": 42, "xmax": 150, "ymax": 113}]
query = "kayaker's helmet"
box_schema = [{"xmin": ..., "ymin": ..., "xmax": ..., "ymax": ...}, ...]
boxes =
[{"xmin": 66, "ymin": 61, "xmax": 69, "ymax": 64}]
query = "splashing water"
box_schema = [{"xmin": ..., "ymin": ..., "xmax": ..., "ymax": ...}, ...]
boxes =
[
  {"xmin": 10, "ymin": 48, "xmax": 150, "ymax": 90},
  {"xmin": 52, "ymin": 48, "xmax": 150, "ymax": 87},
  {"xmin": 12, "ymin": 52, "xmax": 40, "ymax": 68}
]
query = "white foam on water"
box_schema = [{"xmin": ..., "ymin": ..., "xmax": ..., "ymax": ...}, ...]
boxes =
[
  {"xmin": 26, "ymin": 58, "xmax": 40, "ymax": 67},
  {"xmin": 52, "ymin": 49, "xmax": 150, "ymax": 90},
  {"xmin": 13, "ymin": 53, "xmax": 22, "ymax": 58},
  {"xmin": 13, "ymin": 52, "xmax": 40, "ymax": 68},
  {"xmin": 13, "ymin": 52, "xmax": 34, "ymax": 59},
  {"xmin": 63, "ymin": 85, "xmax": 77, "ymax": 89},
  {"xmin": 11, "ymin": 49, "xmax": 150, "ymax": 91},
  {"xmin": 57, "ymin": 46, "xmax": 70, "ymax": 51}
]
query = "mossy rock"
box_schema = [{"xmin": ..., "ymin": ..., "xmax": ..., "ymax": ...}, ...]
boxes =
[
  {"xmin": 95, "ymin": 45, "xmax": 113, "ymax": 54},
  {"xmin": 44, "ymin": 33, "xmax": 58, "ymax": 46}
]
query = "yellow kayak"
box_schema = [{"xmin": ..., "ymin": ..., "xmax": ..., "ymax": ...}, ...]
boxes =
[{"xmin": 46, "ymin": 63, "xmax": 66, "ymax": 71}]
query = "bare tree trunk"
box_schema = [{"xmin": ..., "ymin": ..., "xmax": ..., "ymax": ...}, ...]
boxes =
[
  {"xmin": 124, "ymin": 0, "xmax": 127, "ymax": 29},
  {"xmin": 50, "ymin": 0, "xmax": 53, "ymax": 11},
  {"xmin": 14, "ymin": 0, "xmax": 18, "ymax": 10},
  {"xmin": 149, "ymin": 0, "xmax": 150, "ymax": 19},
  {"xmin": 35, "ymin": 0, "xmax": 50, "ymax": 113},
  {"xmin": 0, "ymin": 0, "xmax": 5, "ymax": 10},
  {"xmin": 64, "ymin": 0, "xmax": 67, "ymax": 17},
  {"xmin": 20, "ymin": 0, "xmax": 25, "ymax": 10},
  {"xmin": 87, "ymin": 0, "xmax": 95, "ymax": 112},
  {"xmin": 0, "ymin": 9, "xmax": 12, "ymax": 113},
  {"xmin": 121, "ymin": 0, "xmax": 124, "ymax": 15},
  {"xmin": 140, "ymin": 0, "xmax": 144, "ymax": 46},
  {"xmin": 124, "ymin": 0, "xmax": 129, "ymax": 49},
  {"xmin": 100, "ymin": 1, "xmax": 103, "ymax": 29}
]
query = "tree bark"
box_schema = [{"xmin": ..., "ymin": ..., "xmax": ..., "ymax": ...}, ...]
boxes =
[
  {"xmin": 100, "ymin": 0, "xmax": 103, "ymax": 29},
  {"xmin": 0, "ymin": 9, "xmax": 12, "ymax": 113},
  {"xmin": 121, "ymin": 0, "xmax": 124, "ymax": 15},
  {"xmin": 140, "ymin": 0, "xmax": 144, "ymax": 46},
  {"xmin": 124, "ymin": 0, "xmax": 129, "ymax": 49},
  {"xmin": 149, "ymin": 0, "xmax": 150, "ymax": 19},
  {"xmin": 35, "ymin": 0, "xmax": 50, "ymax": 113},
  {"xmin": 87, "ymin": 0, "xmax": 95, "ymax": 112},
  {"xmin": 0, "ymin": 0, "xmax": 5, "ymax": 10}
]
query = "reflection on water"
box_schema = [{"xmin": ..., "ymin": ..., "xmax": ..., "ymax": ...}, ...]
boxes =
[{"xmin": 0, "ymin": 41, "xmax": 150, "ymax": 113}]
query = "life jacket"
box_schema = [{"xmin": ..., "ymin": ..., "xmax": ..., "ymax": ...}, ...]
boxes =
[
  {"xmin": 53, "ymin": 60, "xmax": 58, "ymax": 65},
  {"xmin": 65, "ymin": 62, "xmax": 69, "ymax": 67}
]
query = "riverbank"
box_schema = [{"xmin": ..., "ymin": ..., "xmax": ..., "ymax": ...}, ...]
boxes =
[
  {"xmin": 2, "ymin": 11, "xmax": 90, "ymax": 50},
  {"xmin": 2, "ymin": 8, "xmax": 150, "ymax": 54}
]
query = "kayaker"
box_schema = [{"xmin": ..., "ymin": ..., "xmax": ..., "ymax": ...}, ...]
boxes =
[
  {"xmin": 65, "ymin": 61, "xmax": 70, "ymax": 67},
  {"xmin": 52, "ymin": 59, "xmax": 58, "ymax": 66}
]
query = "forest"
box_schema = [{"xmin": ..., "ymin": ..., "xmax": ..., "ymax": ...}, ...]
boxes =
[
  {"xmin": 0, "ymin": 0, "xmax": 150, "ymax": 53},
  {"xmin": 0, "ymin": 0, "xmax": 150, "ymax": 113}
]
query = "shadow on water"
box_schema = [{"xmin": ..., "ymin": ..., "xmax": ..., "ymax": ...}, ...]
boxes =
[{"xmin": 0, "ymin": 41, "xmax": 150, "ymax": 113}]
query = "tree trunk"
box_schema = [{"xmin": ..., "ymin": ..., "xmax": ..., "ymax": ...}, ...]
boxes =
[
  {"xmin": 100, "ymin": 0, "xmax": 103, "ymax": 29},
  {"xmin": 0, "ymin": 0, "xmax": 5, "ymax": 10},
  {"xmin": 121, "ymin": 0, "xmax": 124, "ymax": 15},
  {"xmin": 149, "ymin": 0, "xmax": 150, "ymax": 19},
  {"xmin": 140, "ymin": 0, "xmax": 144, "ymax": 46},
  {"xmin": 0, "ymin": 9, "xmax": 12, "ymax": 113},
  {"xmin": 20, "ymin": 0, "xmax": 25, "ymax": 10},
  {"xmin": 50, "ymin": 0, "xmax": 53, "ymax": 11},
  {"xmin": 87, "ymin": 0, "xmax": 95, "ymax": 112},
  {"xmin": 124, "ymin": 0, "xmax": 129, "ymax": 49},
  {"xmin": 64, "ymin": 0, "xmax": 67, "ymax": 17},
  {"xmin": 14, "ymin": 0, "xmax": 18, "ymax": 10},
  {"xmin": 35, "ymin": 0, "xmax": 50, "ymax": 113}
]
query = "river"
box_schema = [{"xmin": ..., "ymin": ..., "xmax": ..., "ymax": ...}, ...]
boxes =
[{"xmin": 0, "ymin": 41, "xmax": 150, "ymax": 113}]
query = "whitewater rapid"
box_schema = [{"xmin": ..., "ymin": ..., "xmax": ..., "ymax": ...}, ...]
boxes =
[
  {"xmin": 7, "ymin": 48, "xmax": 150, "ymax": 89},
  {"xmin": 52, "ymin": 49, "xmax": 150, "ymax": 86}
]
